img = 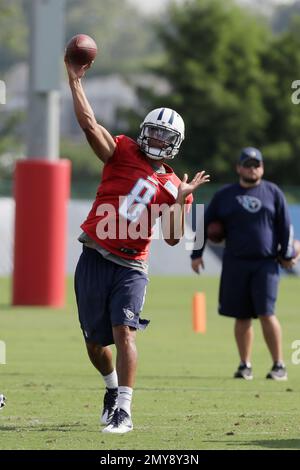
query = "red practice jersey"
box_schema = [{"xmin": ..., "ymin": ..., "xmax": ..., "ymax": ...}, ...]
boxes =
[{"xmin": 81, "ymin": 135, "xmax": 193, "ymax": 260}]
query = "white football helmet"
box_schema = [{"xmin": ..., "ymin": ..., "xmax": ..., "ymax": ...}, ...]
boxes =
[{"xmin": 137, "ymin": 107, "xmax": 185, "ymax": 160}]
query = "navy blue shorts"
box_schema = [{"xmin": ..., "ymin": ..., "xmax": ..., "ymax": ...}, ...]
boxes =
[
  {"xmin": 218, "ymin": 253, "xmax": 280, "ymax": 319},
  {"xmin": 74, "ymin": 246, "xmax": 149, "ymax": 346}
]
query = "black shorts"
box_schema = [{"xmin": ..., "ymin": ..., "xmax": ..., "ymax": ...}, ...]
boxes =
[
  {"xmin": 218, "ymin": 253, "xmax": 280, "ymax": 319},
  {"xmin": 74, "ymin": 246, "xmax": 149, "ymax": 346}
]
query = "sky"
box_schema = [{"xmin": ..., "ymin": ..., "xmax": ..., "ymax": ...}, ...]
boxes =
[
  {"xmin": 127, "ymin": 0, "xmax": 178, "ymax": 14},
  {"xmin": 128, "ymin": 0, "xmax": 295, "ymax": 14}
]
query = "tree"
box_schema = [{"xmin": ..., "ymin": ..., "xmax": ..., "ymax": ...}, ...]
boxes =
[
  {"xmin": 66, "ymin": 0, "xmax": 161, "ymax": 75},
  {"xmin": 272, "ymin": 0, "xmax": 300, "ymax": 33},
  {"xmin": 261, "ymin": 16, "xmax": 300, "ymax": 183},
  {"xmin": 134, "ymin": 0, "xmax": 272, "ymax": 180},
  {"xmin": 0, "ymin": 0, "xmax": 28, "ymax": 71}
]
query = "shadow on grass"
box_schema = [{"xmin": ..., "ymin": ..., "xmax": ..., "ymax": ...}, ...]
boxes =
[
  {"xmin": 0, "ymin": 422, "xmax": 87, "ymax": 433},
  {"xmin": 243, "ymin": 440, "xmax": 300, "ymax": 450},
  {"xmin": 138, "ymin": 375, "xmax": 236, "ymax": 381},
  {"xmin": 204, "ymin": 439, "xmax": 300, "ymax": 450}
]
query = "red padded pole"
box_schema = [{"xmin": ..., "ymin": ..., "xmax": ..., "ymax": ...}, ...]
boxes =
[{"xmin": 12, "ymin": 159, "xmax": 71, "ymax": 306}]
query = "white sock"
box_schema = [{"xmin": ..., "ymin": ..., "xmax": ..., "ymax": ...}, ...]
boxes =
[
  {"xmin": 102, "ymin": 370, "xmax": 118, "ymax": 389},
  {"xmin": 118, "ymin": 386, "xmax": 133, "ymax": 416},
  {"xmin": 240, "ymin": 361, "xmax": 251, "ymax": 368}
]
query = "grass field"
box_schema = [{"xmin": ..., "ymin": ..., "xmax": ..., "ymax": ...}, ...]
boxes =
[{"xmin": 0, "ymin": 275, "xmax": 300, "ymax": 450}]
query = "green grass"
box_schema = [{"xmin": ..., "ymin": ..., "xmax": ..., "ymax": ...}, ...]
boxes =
[{"xmin": 1, "ymin": 276, "xmax": 300, "ymax": 450}]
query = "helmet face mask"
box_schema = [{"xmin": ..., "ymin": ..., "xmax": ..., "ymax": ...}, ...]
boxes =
[{"xmin": 137, "ymin": 108, "xmax": 185, "ymax": 160}]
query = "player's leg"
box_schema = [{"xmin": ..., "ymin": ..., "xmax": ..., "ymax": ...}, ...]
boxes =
[
  {"xmin": 111, "ymin": 325, "xmax": 137, "ymax": 430},
  {"xmin": 85, "ymin": 341, "xmax": 114, "ymax": 376},
  {"xmin": 85, "ymin": 341, "xmax": 118, "ymax": 424},
  {"xmin": 253, "ymin": 259, "xmax": 287, "ymax": 380},
  {"xmin": 259, "ymin": 315, "xmax": 283, "ymax": 363},
  {"xmin": 102, "ymin": 327, "xmax": 137, "ymax": 434},
  {"xmin": 234, "ymin": 318, "xmax": 254, "ymax": 367},
  {"xmin": 233, "ymin": 319, "xmax": 254, "ymax": 379},
  {"xmin": 258, "ymin": 315, "xmax": 287, "ymax": 379},
  {"xmin": 103, "ymin": 267, "xmax": 149, "ymax": 434},
  {"xmin": 218, "ymin": 254, "xmax": 254, "ymax": 379},
  {"xmin": 112, "ymin": 326, "xmax": 137, "ymax": 388},
  {"xmin": 74, "ymin": 246, "xmax": 118, "ymax": 423}
]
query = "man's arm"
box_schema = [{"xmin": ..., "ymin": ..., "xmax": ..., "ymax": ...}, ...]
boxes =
[
  {"xmin": 190, "ymin": 190, "xmax": 222, "ymax": 274},
  {"xmin": 280, "ymin": 242, "xmax": 300, "ymax": 269},
  {"xmin": 162, "ymin": 172, "xmax": 210, "ymax": 246},
  {"xmin": 65, "ymin": 58, "xmax": 116, "ymax": 163},
  {"xmin": 275, "ymin": 189, "xmax": 296, "ymax": 260}
]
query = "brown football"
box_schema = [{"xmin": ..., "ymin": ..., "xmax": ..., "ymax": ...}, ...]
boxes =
[
  {"xmin": 66, "ymin": 34, "xmax": 98, "ymax": 66},
  {"xmin": 207, "ymin": 220, "xmax": 225, "ymax": 243}
]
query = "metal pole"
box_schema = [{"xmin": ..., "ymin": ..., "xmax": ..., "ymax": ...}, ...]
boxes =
[
  {"xmin": 13, "ymin": 0, "xmax": 71, "ymax": 307},
  {"xmin": 27, "ymin": 0, "xmax": 65, "ymax": 159}
]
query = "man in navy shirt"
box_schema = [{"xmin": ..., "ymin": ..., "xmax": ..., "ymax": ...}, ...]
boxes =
[{"xmin": 191, "ymin": 147, "xmax": 298, "ymax": 380}]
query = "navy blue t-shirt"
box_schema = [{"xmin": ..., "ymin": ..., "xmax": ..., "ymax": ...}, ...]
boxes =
[{"xmin": 192, "ymin": 180, "xmax": 295, "ymax": 260}]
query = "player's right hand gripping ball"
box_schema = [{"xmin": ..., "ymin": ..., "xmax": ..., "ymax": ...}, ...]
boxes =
[
  {"xmin": 66, "ymin": 34, "xmax": 98, "ymax": 66},
  {"xmin": 0, "ymin": 394, "xmax": 6, "ymax": 410}
]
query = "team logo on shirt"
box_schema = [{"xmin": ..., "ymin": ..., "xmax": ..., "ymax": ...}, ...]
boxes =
[
  {"xmin": 123, "ymin": 308, "xmax": 135, "ymax": 320},
  {"xmin": 236, "ymin": 195, "xmax": 262, "ymax": 213}
]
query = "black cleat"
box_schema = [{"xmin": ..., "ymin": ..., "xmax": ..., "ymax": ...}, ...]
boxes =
[
  {"xmin": 100, "ymin": 388, "xmax": 118, "ymax": 425},
  {"xmin": 234, "ymin": 363, "xmax": 253, "ymax": 380}
]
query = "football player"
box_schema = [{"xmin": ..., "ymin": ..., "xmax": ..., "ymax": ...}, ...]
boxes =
[{"xmin": 65, "ymin": 57, "xmax": 210, "ymax": 433}]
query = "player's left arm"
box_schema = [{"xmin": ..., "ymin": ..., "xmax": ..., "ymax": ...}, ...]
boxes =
[{"xmin": 162, "ymin": 171, "xmax": 210, "ymax": 246}]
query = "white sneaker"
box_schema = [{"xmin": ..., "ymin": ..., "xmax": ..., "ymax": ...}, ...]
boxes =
[
  {"xmin": 0, "ymin": 394, "xmax": 6, "ymax": 410},
  {"xmin": 102, "ymin": 408, "xmax": 133, "ymax": 434}
]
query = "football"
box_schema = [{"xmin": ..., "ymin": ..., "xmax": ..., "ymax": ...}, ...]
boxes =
[
  {"xmin": 207, "ymin": 220, "xmax": 225, "ymax": 243},
  {"xmin": 66, "ymin": 34, "xmax": 98, "ymax": 66}
]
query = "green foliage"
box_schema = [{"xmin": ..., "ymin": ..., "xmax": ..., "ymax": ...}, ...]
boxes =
[
  {"xmin": 0, "ymin": 0, "xmax": 161, "ymax": 76},
  {"xmin": 60, "ymin": 137, "xmax": 103, "ymax": 179},
  {"xmin": 261, "ymin": 17, "xmax": 300, "ymax": 184},
  {"xmin": 65, "ymin": 0, "xmax": 162, "ymax": 75},
  {"xmin": 272, "ymin": 0, "xmax": 300, "ymax": 33},
  {"xmin": 134, "ymin": 0, "xmax": 300, "ymax": 184},
  {"xmin": 0, "ymin": 110, "xmax": 25, "ymax": 180},
  {"xmin": 134, "ymin": 0, "xmax": 270, "ymax": 180},
  {"xmin": 0, "ymin": 0, "xmax": 28, "ymax": 71}
]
